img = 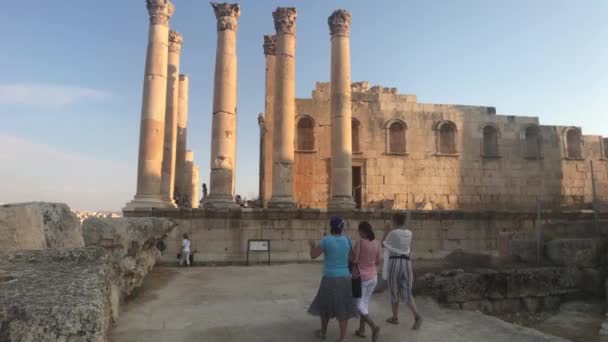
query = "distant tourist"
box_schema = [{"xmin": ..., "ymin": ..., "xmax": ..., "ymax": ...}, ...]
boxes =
[
  {"xmin": 307, "ymin": 216, "xmax": 358, "ymax": 342},
  {"xmin": 179, "ymin": 233, "xmax": 191, "ymax": 267},
  {"xmin": 352, "ymin": 221, "xmax": 382, "ymax": 341},
  {"xmin": 202, "ymin": 183, "xmax": 208, "ymax": 200},
  {"xmin": 382, "ymin": 213, "xmax": 422, "ymax": 329}
]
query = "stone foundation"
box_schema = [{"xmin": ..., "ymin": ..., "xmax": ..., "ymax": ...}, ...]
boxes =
[
  {"xmin": 418, "ymin": 267, "xmax": 585, "ymax": 314},
  {"xmin": 124, "ymin": 208, "xmax": 608, "ymax": 264}
]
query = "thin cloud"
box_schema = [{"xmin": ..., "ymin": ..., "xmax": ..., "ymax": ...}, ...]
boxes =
[
  {"xmin": 0, "ymin": 134, "xmax": 134, "ymax": 212},
  {"xmin": 0, "ymin": 83, "xmax": 110, "ymax": 106}
]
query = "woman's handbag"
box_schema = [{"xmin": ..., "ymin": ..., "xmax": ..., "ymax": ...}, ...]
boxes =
[{"xmin": 348, "ymin": 239, "xmax": 362, "ymax": 299}]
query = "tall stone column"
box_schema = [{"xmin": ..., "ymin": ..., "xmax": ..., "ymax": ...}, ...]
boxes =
[
  {"xmin": 206, "ymin": 3, "xmax": 240, "ymax": 208},
  {"xmin": 328, "ymin": 10, "xmax": 355, "ymax": 209},
  {"xmin": 174, "ymin": 74, "xmax": 189, "ymax": 198},
  {"xmin": 183, "ymin": 150, "xmax": 194, "ymax": 207},
  {"xmin": 268, "ymin": 7, "xmax": 297, "ymax": 209},
  {"xmin": 191, "ymin": 164, "xmax": 200, "ymax": 208},
  {"xmin": 160, "ymin": 30, "xmax": 183, "ymax": 207},
  {"xmin": 125, "ymin": 0, "xmax": 174, "ymax": 210},
  {"xmin": 261, "ymin": 35, "xmax": 277, "ymax": 207}
]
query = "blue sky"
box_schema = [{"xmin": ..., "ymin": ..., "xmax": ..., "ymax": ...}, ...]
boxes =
[{"xmin": 1, "ymin": 0, "xmax": 607, "ymax": 211}]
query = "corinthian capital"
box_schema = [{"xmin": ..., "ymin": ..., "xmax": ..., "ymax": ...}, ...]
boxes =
[
  {"xmin": 328, "ymin": 9, "xmax": 351, "ymax": 37},
  {"xmin": 273, "ymin": 7, "xmax": 297, "ymax": 36},
  {"xmin": 263, "ymin": 35, "xmax": 277, "ymax": 56},
  {"xmin": 146, "ymin": 0, "xmax": 173, "ymax": 26},
  {"xmin": 169, "ymin": 30, "xmax": 183, "ymax": 53},
  {"xmin": 211, "ymin": 2, "xmax": 240, "ymax": 32}
]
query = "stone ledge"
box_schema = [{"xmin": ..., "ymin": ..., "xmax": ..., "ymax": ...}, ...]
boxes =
[{"xmin": 0, "ymin": 247, "xmax": 118, "ymax": 341}]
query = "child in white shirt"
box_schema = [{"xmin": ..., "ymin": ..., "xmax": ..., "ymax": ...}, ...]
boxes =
[{"xmin": 180, "ymin": 233, "xmax": 191, "ymax": 267}]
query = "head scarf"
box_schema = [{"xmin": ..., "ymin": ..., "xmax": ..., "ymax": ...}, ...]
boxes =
[{"xmin": 329, "ymin": 216, "xmax": 345, "ymax": 235}]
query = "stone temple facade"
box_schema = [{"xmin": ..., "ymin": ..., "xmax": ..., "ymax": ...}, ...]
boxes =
[{"xmin": 258, "ymin": 80, "xmax": 608, "ymax": 211}]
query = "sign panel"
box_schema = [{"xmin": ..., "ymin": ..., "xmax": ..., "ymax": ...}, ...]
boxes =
[{"xmin": 249, "ymin": 240, "xmax": 269, "ymax": 251}]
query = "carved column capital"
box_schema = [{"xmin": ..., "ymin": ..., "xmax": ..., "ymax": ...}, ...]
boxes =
[
  {"xmin": 146, "ymin": 0, "xmax": 173, "ymax": 26},
  {"xmin": 273, "ymin": 7, "xmax": 297, "ymax": 36},
  {"xmin": 328, "ymin": 9, "xmax": 351, "ymax": 37},
  {"xmin": 169, "ymin": 30, "xmax": 183, "ymax": 53},
  {"xmin": 211, "ymin": 2, "xmax": 240, "ymax": 32},
  {"xmin": 263, "ymin": 35, "xmax": 277, "ymax": 56}
]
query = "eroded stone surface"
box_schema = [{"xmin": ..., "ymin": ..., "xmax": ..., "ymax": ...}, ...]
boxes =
[
  {"xmin": 82, "ymin": 217, "xmax": 177, "ymax": 298},
  {"xmin": 545, "ymin": 238, "xmax": 598, "ymax": 267},
  {"xmin": 0, "ymin": 248, "xmax": 116, "ymax": 342},
  {"xmin": 0, "ymin": 202, "xmax": 84, "ymax": 251},
  {"xmin": 417, "ymin": 267, "xmax": 583, "ymax": 312}
]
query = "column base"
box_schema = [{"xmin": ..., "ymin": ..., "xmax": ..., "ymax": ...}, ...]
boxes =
[
  {"xmin": 329, "ymin": 196, "xmax": 356, "ymax": 209},
  {"xmin": 123, "ymin": 194, "xmax": 170, "ymax": 211},
  {"xmin": 204, "ymin": 194, "xmax": 239, "ymax": 209},
  {"xmin": 161, "ymin": 196, "xmax": 178, "ymax": 208},
  {"xmin": 268, "ymin": 196, "xmax": 297, "ymax": 208}
]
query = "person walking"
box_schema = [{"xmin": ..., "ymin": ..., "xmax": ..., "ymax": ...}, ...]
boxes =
[
  {"xmin": 383, "ymin": 213, "xmax": 422, "ymax": 329},
  {"xmin": 352, "ymin": 221, "xmax": 381, "ymax": 341},
  {"xmin": 308, "ymin": 216, "xmax": 358, "ymax": 342},
  {"xmin": 179, "ymin": 233, "xmax": 191, "ymax": 267}
]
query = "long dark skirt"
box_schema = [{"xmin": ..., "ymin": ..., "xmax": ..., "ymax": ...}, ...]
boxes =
[{"xmin": 308, "ymin": 276, "xmax": 359, "ymax": 321}]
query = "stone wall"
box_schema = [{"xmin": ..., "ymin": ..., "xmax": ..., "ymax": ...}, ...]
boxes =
[
  {"xmin": 417, "ymin": 267, "xmax": 584, "ymax": 314},
  {"xmin": 287, "ymin": 82, "xmax": 608, "ymax": 211},
  {"xmin": 124, "ymin": 208, "xmax": 606, "ymax": 264}
]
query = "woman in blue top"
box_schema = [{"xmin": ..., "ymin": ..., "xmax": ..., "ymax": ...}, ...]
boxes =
[{"xmin": 307, "ymin": 216, "xmax": 358, "ymax": 342}]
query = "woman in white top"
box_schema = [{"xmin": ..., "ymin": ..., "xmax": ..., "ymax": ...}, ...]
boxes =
[
  {"xmin": 382, "ymin": 213, "xmax": 422, "ymax": 329},
  {"xmin": 180, "ymin": 233, "xmax": 191, "ymax": 267}
]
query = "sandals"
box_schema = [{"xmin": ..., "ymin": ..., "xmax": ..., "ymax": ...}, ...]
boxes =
[
  {"xmin": 314, "ymin": 330, "xmax": 327, "ymax": 340},
  {"xmin": 354, "ymin": 329, "xmax": 366, "ymax": 338},
  {"xmin": 386, "ymin": 317, "xmax": 399, "ymax": 325}
]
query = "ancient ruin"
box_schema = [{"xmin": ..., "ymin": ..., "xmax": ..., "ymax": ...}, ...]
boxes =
[{"xmin": 3, "ymin": 1, "xmax": 608, "ymax": 341}]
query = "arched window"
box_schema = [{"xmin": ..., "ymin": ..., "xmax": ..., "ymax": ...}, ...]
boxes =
[
  {"xmin": 386, "ymin": 120, "xmax": 406, "ymax": 154},
  {"xmin": 565, "ymin": 127, "xmax": 582, "ymax": 159},
  {"xmin": 438, "ymin": 121, "xmax": 457, "ymax": 154},
  {"xmin": 482, "ymin": 125, "xmax": 499, "ymax": 157},
  {"xmin": 352, "ymin": 119, "xmax": 360, "ymax": 153},
  {"xmin": 524, "ymin": 125, "xmax": 542, "ymax": 159},
  {"xmin": 296, "ymin": 116, "xmax": 314, "ymax": 151}
]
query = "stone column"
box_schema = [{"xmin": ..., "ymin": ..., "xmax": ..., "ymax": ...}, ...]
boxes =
[
  {"xmin": 206, "ymin": 3, "xmax": 240, "ymax": 208},
  {"xmin": 174, "ymin": 74, "xmax": 189, "ymax": 199},
  {"xmin": 160, "ymin": 30, "xmax": 183, "ymax": 207},
  {"xmin": 191, "ymin": 164, "xmax": 200, "ymax": 208},
  {"xmin": 183, "ymin": 150, "xmax": 194, "ymax": 207},
  {"xmin": 258, "ymin": 113, "xmax": 265, "ymax": 205},
  {"xmin": 268, "ymin": 7, "xmax": 297, "ymax": 209},
  {"xmin": 328, "ymin": 10, "xmax": 355, "ymax": 209},
  {"xmin": 262, "ymin": 35, "xmax": 277, "ymax": 207},
  {"xmin": 125, "ymin": 0, "xmax": 174, "ymax": 210}
]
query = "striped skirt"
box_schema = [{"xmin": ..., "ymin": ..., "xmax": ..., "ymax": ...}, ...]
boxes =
[{"xmin": 386, "ymin": 257, "xmax": 414, "ymax": 304}]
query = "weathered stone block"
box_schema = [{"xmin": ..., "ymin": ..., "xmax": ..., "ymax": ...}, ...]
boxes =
[
  {"xmin": 509, "ymin": 238, "xmax": 538, "ymax": 264},
  {"xmin": 0, "ymin": 248, "xmax": 117, "ymax": 341},
  {"xmin": 82, "ymin": 217, "xmax": 177, "ymax": 298},
  {"xmin": 545, "ymin": 239, "xmax": 598, "ymax": 267},
  {"xmin": 522, "ymin": 297, "xmax": 540, "ymax": 312},
  {"xmin": 0, "ymin": 202, "xmax": 84, "ymax": 251}
]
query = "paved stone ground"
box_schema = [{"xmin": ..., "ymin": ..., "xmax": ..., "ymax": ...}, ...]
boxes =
[{"xmin": 111, "ymin": 264, "xmax": 569, "ymax": 342}]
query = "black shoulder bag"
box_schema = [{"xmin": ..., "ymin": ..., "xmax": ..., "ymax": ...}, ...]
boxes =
[{"xmin": 348, "ymin": 238, "xmax": 362, "ymax": 299}]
